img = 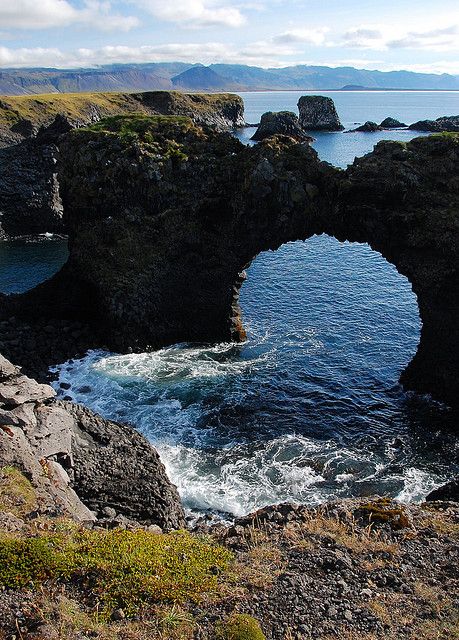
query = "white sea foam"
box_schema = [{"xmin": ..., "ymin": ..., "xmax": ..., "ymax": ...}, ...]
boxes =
[{"xmin": 49, "ymin": 237, "xmax": 452, "ymax": 518}]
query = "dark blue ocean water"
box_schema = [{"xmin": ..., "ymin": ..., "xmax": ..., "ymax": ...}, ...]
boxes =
[
  {"xmin": 1, "ymin": 91, "xmax": 458, "ymax": 517},
  {"xmin": 0, "ymin": 237, "xmax": 68, "ymax": 294}
]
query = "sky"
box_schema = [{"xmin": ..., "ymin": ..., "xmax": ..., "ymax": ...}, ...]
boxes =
[{"xmin": 0, "ymin": 0, "xmax": 459, "ymax": 74}]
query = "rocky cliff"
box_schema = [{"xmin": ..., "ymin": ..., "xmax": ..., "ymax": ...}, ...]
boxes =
[
  {"xmin": 0, "ymin": 91, "xmax": 245, "ymax": 237},
  {"xmin": 0, "ymin": 353, "xmax": 185, "ymax": 529},
  {"xmin": 6, "ymin": 117, "xmax": 459, "ymax": 409}
]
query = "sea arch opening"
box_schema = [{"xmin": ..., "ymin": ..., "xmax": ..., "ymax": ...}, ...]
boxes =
[{"xmin": 237, "ymin": 234, "xmax": 422, "ymax": 405}]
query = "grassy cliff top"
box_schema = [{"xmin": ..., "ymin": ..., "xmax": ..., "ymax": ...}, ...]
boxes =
[{"xmin": 0, "ymin": 90, "xmax": 244, "ymax": 144}]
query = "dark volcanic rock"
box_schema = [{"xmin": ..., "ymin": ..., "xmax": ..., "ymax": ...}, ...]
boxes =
[
  {"xmin": 0, "ymin": 92, "xmax": 245, "ymax": 237},
  {"xmin": 36, "ymin": 114, "xmax": 74, "ymax": 145},
  {"xmin": 352, "ymin": 121, "xmax": 383, "ymax": 132},
  {"xmin": 380, "ymin": 117, "xmax": 407, "ymax": 128},
  {"xmin": 409, "ymin": 115, "xmax": 459, "ymax": 132},
  {"xmin": 0, "ymin": 138, "xmax": 63, "ymax": 237},
  {"xmin": 426, "ymin": 478, "xmax": 459, "ymax": 502},
  {"xmin": 0, "ymin": 353, "xmax": 185, "ymax": 528},
  {"xmin": 251, "ymin": 111, "xmax": 314, "ymax": 142},
  {"xmin": 298, "ymin": 95, "xmax": 344, "ymax": 131},
  {"xmin": 62, "ymin": 401, "xmax": 185, "ymax": 528},
  {"xmin": 9, "ymin": 118, "xmax": 459, "ymax": 410}
]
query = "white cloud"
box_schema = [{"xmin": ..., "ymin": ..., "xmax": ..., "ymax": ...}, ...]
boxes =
[
  {"xmin": 388, "ymin": 25, "xmax": 459, "ymax": 50},
  {"xmin": 134, "ymin": 0, "xmax": 245, "ymax": 27},
  {"xmin": 273, "ymin": 27, "xmax": 329, "ymax": 45},
  {"xmin": 0, "ymin": 0, "xmax": 138, "ymax": 31},
  {"xmin": 341, "ymin": 22, "xmax": 459, "ymax": 52}
]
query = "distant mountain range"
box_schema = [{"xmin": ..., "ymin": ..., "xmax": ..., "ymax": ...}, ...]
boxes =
[{"xmin": 1, "ymin": 62, "xmax": 459, "ymax": 95}]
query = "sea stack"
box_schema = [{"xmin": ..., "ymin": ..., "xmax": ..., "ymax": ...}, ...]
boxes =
[
  {"xmin": 298, "ymin": 95, "xmax": 344, "ymax": 131},
  {"xmin": 251, "ymin": 111, "xmax": 314, "ymax": 142}
]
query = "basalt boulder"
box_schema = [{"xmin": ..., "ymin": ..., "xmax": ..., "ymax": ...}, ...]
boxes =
[
  {"xmin": 8, "ymin": 117, "xmax": 459, "ymax": 411},
  {"xmin": 426, "ymin": 478, "xmax": 459, "ymax": 502},
  {"xmin": 298, "ymin": 95, "xmax": 344, "ymax": 131},
  {"xmin": 251, "ymin": 111, "xmax": 314, "ymax": 142}
]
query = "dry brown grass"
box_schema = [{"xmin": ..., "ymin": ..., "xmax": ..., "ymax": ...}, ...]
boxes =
[
  {"xmin": 364, "ymin": 585, "xmax": 459, "ymax": 640},
  {"xmin": 283, "ymin": 510, "xmax": 399, "ymax": 557},
  {"xmin": 29, "ymin": 593, "xmax": 196, "ymax": 640}
]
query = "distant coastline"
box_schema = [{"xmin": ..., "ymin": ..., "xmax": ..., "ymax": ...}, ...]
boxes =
[{"xmin": 1, "ymin": 62, "xmax": 459, "ymax": 95}]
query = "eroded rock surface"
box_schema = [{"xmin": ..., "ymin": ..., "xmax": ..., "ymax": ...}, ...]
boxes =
[
  {"xmin": 8, "ymin": 118, "xmax": 459, "ymax": 409},
  {"xmin": 251, "ymin": 111, "xmax": 314, "ymax": 142},
  {"xmin": 298, "ymin": 95, "xmax": 344, "ymax": 131},
  {"xmin": 0, "ymin": 354, "xmax": 185, "ymax": 528}
]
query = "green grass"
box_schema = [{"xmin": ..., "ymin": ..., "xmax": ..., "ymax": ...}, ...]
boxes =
[
  {"xmin": 0, "ymin": 527, "xmax": 233, "ymax": 620},
  {"xmin": 0, "ymin": 90, "xmax": 243, "ymax": 131},
  {"xmin": 0, "ymin": 466, "xmax": 37, "ymax": 517}
]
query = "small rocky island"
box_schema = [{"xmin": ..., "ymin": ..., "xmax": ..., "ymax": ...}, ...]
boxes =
[
  {"xmin": 298, "ymin": 95, "xmax": 344, "ymax": 131},
  {"xmin": 0, "ymin": 92, "xmax": 458, "ymax": 640},
  {"xmin": 251, "ymin": 111, "xmax": 314, "ymax": 142}
]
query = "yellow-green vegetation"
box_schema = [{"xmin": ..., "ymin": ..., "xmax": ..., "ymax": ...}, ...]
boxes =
[
  {"xmin": 0, "ymin": 90, "xmax": 242, "ymax": 132},
  {"xmin": 357, "ymin": 497, "xmax": 411, "ymax": 530},
  {"xmin": 216, "ymin": 613, "xmax": 266, "ymax": 640},
  {"xmin": 0, "ymin": 92, "xmax": 146, "ymax": 129},
  {"xmin": 35, "ymin": 596, "xmax": 195, "ymax": 640},
  {"xmin": 0, "ymin": 466, "xmax": 37, "ymax": 517},
  {"xmin": 0, "ymin": 527, "xmax": 232, "ymax": 620}
]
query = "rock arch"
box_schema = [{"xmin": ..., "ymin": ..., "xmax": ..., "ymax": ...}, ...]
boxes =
[{"xmin": 10, "ymin": 118, "xmax": 459, "ymax": 407}]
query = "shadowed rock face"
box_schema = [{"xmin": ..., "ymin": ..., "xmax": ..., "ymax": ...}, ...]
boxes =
[
  {"xmin": 11, "ymin": 117, "xmax": 459, "ymax": 409},
  {"xmin": 298, "ymin": 96, "xmax": 344, "ymax": 131},
  {"xmin": 251, "ymin": 111, "xmax": 314, "ymax": 142}
]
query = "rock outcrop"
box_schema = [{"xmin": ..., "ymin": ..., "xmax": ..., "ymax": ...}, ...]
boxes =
[
  {"xmin": 426, "ymin": 478, "xmax": 459, "ymax": 502},
  {"xmin": 251, "ymin": 111, "xmax": 314, "ymax": 142},
  {"xmin": 409, "ymin": 115, "xmax": 459, "ymax": 132},
  {"xmin": 0, "ymin": 353, "xmax": 185, "ymax": 528},
  {"xmin": 298, "ymin": 95, "xmax": 344, "ymax": 131},
  {"xmin": 0, "ymin": 91, "xmax": 245, "ymax": 237},
  {"xmin": 351, "ymin": 121, "xmax": 383, "ymax": 132},
  {"xmin": 380, "ymin": 117, "xmax": 406, "ymax": 128},
  {"xmin": 7, "ymin": 118, "xmax": 459, "ymax": 410}
]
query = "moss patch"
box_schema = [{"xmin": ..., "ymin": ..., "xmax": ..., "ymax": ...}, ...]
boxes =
[
  {"xmin": 216, "ymin": 614, "xmax": 266, "ymax": 640},
  {"xmin": 0, "ymin": 527, "xmax": 232, "ymax": 620}
]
